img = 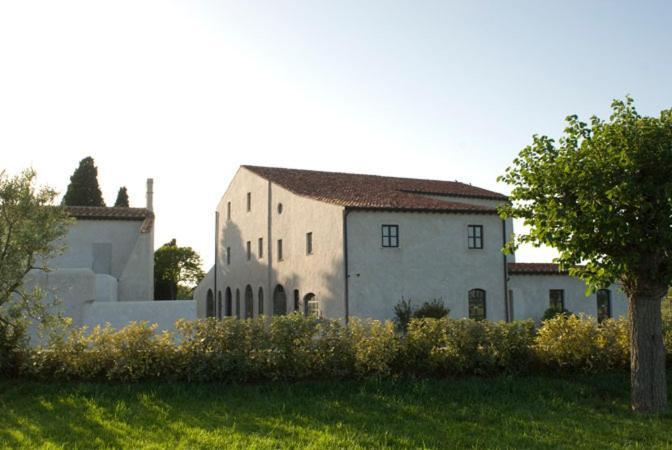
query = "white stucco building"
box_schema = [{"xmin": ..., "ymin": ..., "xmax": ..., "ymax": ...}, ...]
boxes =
[
  {"xmin": 26, "ymin": 179, "xmax": 195, "ymax": 334},
  {"xmin": 194, "ymin": 166, "xmax": 627, "ymax": 323}
]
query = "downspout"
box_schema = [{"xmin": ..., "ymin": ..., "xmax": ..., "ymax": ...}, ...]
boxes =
[
  {"xmin": 343, "ymin": 208, "xmax": 350, "ymax": 324},
  {"xmin": 502, "ymin": 218, "xmax": 509, "ymax": 322},
  {"xmin": 214, "ymin": 210, "xmax": 219, "ymax": 316}
]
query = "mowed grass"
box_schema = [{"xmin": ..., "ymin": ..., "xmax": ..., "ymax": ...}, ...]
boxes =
[{"xmin": 1, "ymin": 373, "xmax": 671, "ymax": 449}]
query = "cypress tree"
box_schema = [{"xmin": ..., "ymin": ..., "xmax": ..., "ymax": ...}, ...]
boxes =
[
  {"xmin": 114, "ymin": 187, "xmax": 129, "ymax": 207},
  {"xmin": 63, "ymin": 157, "xmax": 105, "ymax": 207}
]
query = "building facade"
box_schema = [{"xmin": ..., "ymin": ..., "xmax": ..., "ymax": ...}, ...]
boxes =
[{"xmin": 194, "ymin": 166, "xmax": 627, "ymax": 323}]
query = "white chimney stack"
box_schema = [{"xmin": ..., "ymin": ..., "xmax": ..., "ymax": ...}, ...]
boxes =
[{"xmin": 146, "ymin": 178, "xmax": 154, "ymax": 211}]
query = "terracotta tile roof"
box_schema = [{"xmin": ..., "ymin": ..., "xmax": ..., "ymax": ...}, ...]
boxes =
[
  {"xmin": 243, "ymin": 165, "xmax": 507, "ymax": 213},
  {"xmin": 508, "ymin": 262, "xmax": 569, "ymax": 275},
  {"xmin": 65, "ymin": 206, "xmax": 155, "ymax": 233}
]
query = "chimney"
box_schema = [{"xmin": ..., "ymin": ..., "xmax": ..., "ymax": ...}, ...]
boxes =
[{"xmin": 146, "ymin": 178, "xmax": 154, "ymax": 211}]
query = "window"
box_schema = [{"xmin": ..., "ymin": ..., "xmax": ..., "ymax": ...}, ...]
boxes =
[
  {"xmin": 206, "ymin": 289, "xmax": 215, "ymax": 318},
  {"xmin": 246, "ymin": 241, "xmax": 251, "ymax": 261},
  {"xmin": 294, "ymin": 289, "xmax": 300, "ymax": 311},
  {"xmin": 277, "ymin": 203, "xmax": 283, "ymax": 214},
  {"xmin": 468, "ymin": 289, "xmax": 486, "ymax": 320},
  {"xmin": 258, "ymin": 287, "xmax": 264, "ymax": 315},
  {"xmin": 549, "ymin": 289, "xmax": 565, "ymax": 311},
  {"xmin": 273, "ymin": 285, "xmax": 287, "ymax": 316},
  {"xmin": 227, "ymin": 201, "xmax": 231, "ymax": 221},
  {"xmin": 304, "ymin": 293, "xmax": 319, "ymax": 318},
  {"xmin": 277, "ymin": 239, "xmax": 283, "ymax": 261},
  {"xmin": 258, "ymin": 238, "xmax": 264, "ymax": 259},
  {"xmin": 235, "ymin": 289, "xmax": 241, "ymax": 319},
  {"xmin": 226, "ymin": 246, "xmax": 231, "ymax": 265},
  {"xmin": 246, "ymin": 192, "xmax": 251, "ymax": 212},
  {"xmin": 597, "ymin": 289, "xmax": 611, "ymax": 323},
  {"xmin": 381, "ymin": 225, "xmax": 399, "ymax": 248},
  {"xmin": 225, "ymin": 287, "xmax": 232, "ymax": 316},
  {"xmin": 468, "ymin": 225, "xmax": 483, "ymax": 249},
  {"xmin": 217, "ymin": 291, "xmax": 222, "ymax": 319},
  {"xmin": 245, "ymin": 285, "xmax": 253, "ymax": 319},
  {"xmin": 306, "ymin": 232, "xmax": 313, "ymax": 255}
]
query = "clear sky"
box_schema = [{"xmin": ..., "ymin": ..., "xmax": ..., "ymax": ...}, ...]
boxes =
[{"xmin": 2, "ymin": 0, "xmax": 671, "ymax": 268}]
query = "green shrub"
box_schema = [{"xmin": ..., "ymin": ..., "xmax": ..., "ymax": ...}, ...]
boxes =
[
  {"xmin": 542, "ymin": 307, "xmax": 573, "ymax": 322},
  {"xmin": 534, "ymin": 314, "xmax": 629, "ymax": 373},
  {"xmin": 0, "ymin": 321, "xmax": 26, "ymax": 378},
  {"xmin": 400, "ymin": 318, "xmax": 535, "ymax": 376},
  {"xmin": 393, "ymin": 299, "xmax": 413, "ymax": 332},
  {"xmin": 413, "ymin": 300, "xmax": 450, "ymax": 320}
]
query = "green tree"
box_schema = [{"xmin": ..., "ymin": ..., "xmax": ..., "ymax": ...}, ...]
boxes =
[
  {"xmin": 114, "ymin": 187, "xmax": 129, "ymax": 207},
  {"xmin": 154, "ymin": 239, "xmax": 205, "ymax": 300},
  {"xmin": 62, "ymin": 156, "xmax": 105, "ymax": 206},
  {"xmin": 0, "ymin": 169, "xmax": 71, "ymax": 374},
  {"xmin": 499, "ymin": 97, "xmax": 672, "ymax": 413}
]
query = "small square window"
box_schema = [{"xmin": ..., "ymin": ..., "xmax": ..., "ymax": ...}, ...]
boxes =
[
  {"xmin": 258, "ymin": 238, "xmax": 264, "ymax": 259},
  {"xmin": 277, "ymin": 239, "xmax": 283, "ymax": 261},
  {"xmin": 306, "ymin": 232, "xmax": 313, "ymax": 255},
  {"xmin": 246, "ymin": 241, "xmax": 251, "ymax": 261},
  {"xmin": 468, "ymin": 225, "xmax": 483, "ymax": 249},
  {"xmin": 381, "ymin": 225, "xmax": 399, "ymax": 248},
  {"xmin": 246, "ymin": 192, "xmax": 251, "ymax": 212}
]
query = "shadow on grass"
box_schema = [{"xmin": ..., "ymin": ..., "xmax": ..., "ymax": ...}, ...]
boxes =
[{"xmin": 0, "ymin": 373, "xmax": 671, "ymax": 448}]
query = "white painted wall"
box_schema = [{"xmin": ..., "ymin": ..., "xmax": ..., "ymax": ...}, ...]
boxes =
[
  {"xmin": 49, "ymin": 219, "xmax": 153, "ymax": 301},
  {"xmin": 195, "ymin": 167, "xmax": 346, "ymax": 319},
  {"xmin": 508, "ymin": 274, "xmax": 628, "ymax": 322},
  {"xmin": 82, "ymin": 300, "xmax": 196, "ymax": 333},
  {"xmin": 347, "ymin": 210, "xmax": 508, "ymax": 321}
]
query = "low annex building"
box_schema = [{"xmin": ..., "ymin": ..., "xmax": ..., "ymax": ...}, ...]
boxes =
[
  {"xmin": 26, "ymin": 179, "xmax": 195, "ymax": 333},
  {"xmin": 194, "ymin": 166, "xmax": 626, "ymax": 323}
]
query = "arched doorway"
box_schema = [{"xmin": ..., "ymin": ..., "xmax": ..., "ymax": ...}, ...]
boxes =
[
  {"xmin": 217, "ymin": 291, "xmax": 222, "ymax": 319},
  {"xmin": 206, "ymin": 289, "xmax": 214, "ymax": 318},
  {"xmin": 303, "ymin": 293, "xmax": 319, "ymax": 318},
  {"xmin": 235, "ymin": 288, "xmax": 241, "ymax": 319},
  {"xmin": 273, "ymin": 285, "xmax": 287, "ymax": 316},
  {"xmin": 258, "ymin": 287, "xmax": 264, "ymax": 315},
  {"xmin": 225, "ymin": 287, "xmax": 232, "ymax": 316},
  {"xmin": 245, "ymin": 285, "xmax": 254, "ymax": 319}
]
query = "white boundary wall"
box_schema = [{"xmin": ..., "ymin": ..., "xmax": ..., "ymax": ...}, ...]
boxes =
[{"xmin": 82, "ymin": 300, "xmax": 196, "ymax": 333}]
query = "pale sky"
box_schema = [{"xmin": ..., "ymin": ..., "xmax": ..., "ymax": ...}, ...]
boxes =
[{"xmin": 2, "ymin": 0, "xmax": 671, "ymax": 269}]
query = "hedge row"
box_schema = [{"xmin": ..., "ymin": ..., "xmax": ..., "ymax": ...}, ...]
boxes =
[{"xmin": 6, "ymin": 313, "xmax": 667, "ymax": 382}]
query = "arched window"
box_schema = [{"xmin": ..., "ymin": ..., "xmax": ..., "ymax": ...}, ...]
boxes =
[
  {"xmin": 217, "ymin": 291, "xmax": 222, "ymax": 319},
  {"xmin": 206, "ymin": 289, "xmax": 215, "ymax": 318},
  {"xmin": 303, "ymin": 293, "xmax": 319, "ymax": 318},
  {"xmin": 468, "ymin": 289, "xmax": 486, "ymax": 321},
  {"xmin": 273, "ymin": 285, "xmax": 287, "ymax": 316},
  {"xmin": 294, "ymin": 289, "xmax": 300, "ymax": 311},
  {"xmin": 597, "ymin": 289, "xmax": 611, "ymax": 323},
  {"xmin": 235, "ymin": 288, "xmax": 241, "ymax": 319},
  {"xmin": 225, "ymin": 287, "xmax": 232, "ymax": 316},
  {"xmin": 258, "ymin": 287, "xmax": 264, "ymax": 315},
  {"xmin": 245, "ymin": 285, "xmax": 254, "ymax": 319}
]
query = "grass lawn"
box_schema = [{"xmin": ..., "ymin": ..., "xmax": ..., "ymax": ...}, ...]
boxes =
[{"xmin": 1, "ymin": 373, "xmax": 671, "ymax": 449}]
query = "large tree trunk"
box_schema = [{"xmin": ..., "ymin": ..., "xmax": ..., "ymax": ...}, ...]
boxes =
[{"xmin": 629, "ymin": 290, "xmax": 668, "ymax": 413}]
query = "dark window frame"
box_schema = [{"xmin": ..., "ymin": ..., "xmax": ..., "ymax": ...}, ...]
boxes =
[
  {"xmin": 277, "ymin": 239, "xmax": 283, "ymax": 261},
  {"xmin": 468, "ymin": 225, "xmax": 484, "ymax": 249},
  {"xmin": 246, "ymin": 241, "xmax": 251, "ymax": 261},
  {"xmin": 549, "ymin": 289, "xmax": 565, "ymax": 311},
  {"xmin": 258, "ymin": 237, "xmax": 264, "ymax": 259},
  {"xmin": 597, "ymin": 289, "xmax": 612, "ymax": 323},
  {"xmin": 227, "ymin": 201, "xmax": 231, "ymax": 221},
  {"xmin": 226, "ymin": 246, "xmax": 231, "ymax": 265},
  {"xmin": 246, "ymin": 192, "xmax": 251, "ymax": 212},
  {"xmin": 306, "ymin": 232, "xmax": 313, "ymax": 255},
  {"xmin": 381, "ymin": 224, "xmax": 399, "ymax": 248},
  {"xmin": 468, "ymin": 289, "xmax": 486, "ymax": 321}
]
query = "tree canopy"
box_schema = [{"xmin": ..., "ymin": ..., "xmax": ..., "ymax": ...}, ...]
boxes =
[
  {"xmin": 499, "ymin": 97, "xmax": 672, "ymax": 413},
  {"xmin": 62, "ymin": 156, "xmax": 105, "ymax": 207},
  {"xmin": 114, "ymin": 187, "xmax": 129, "ymax": 207},
  {"xmin": 154, "ymin": 239, "xmax": 205, "ymax": 300}
]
